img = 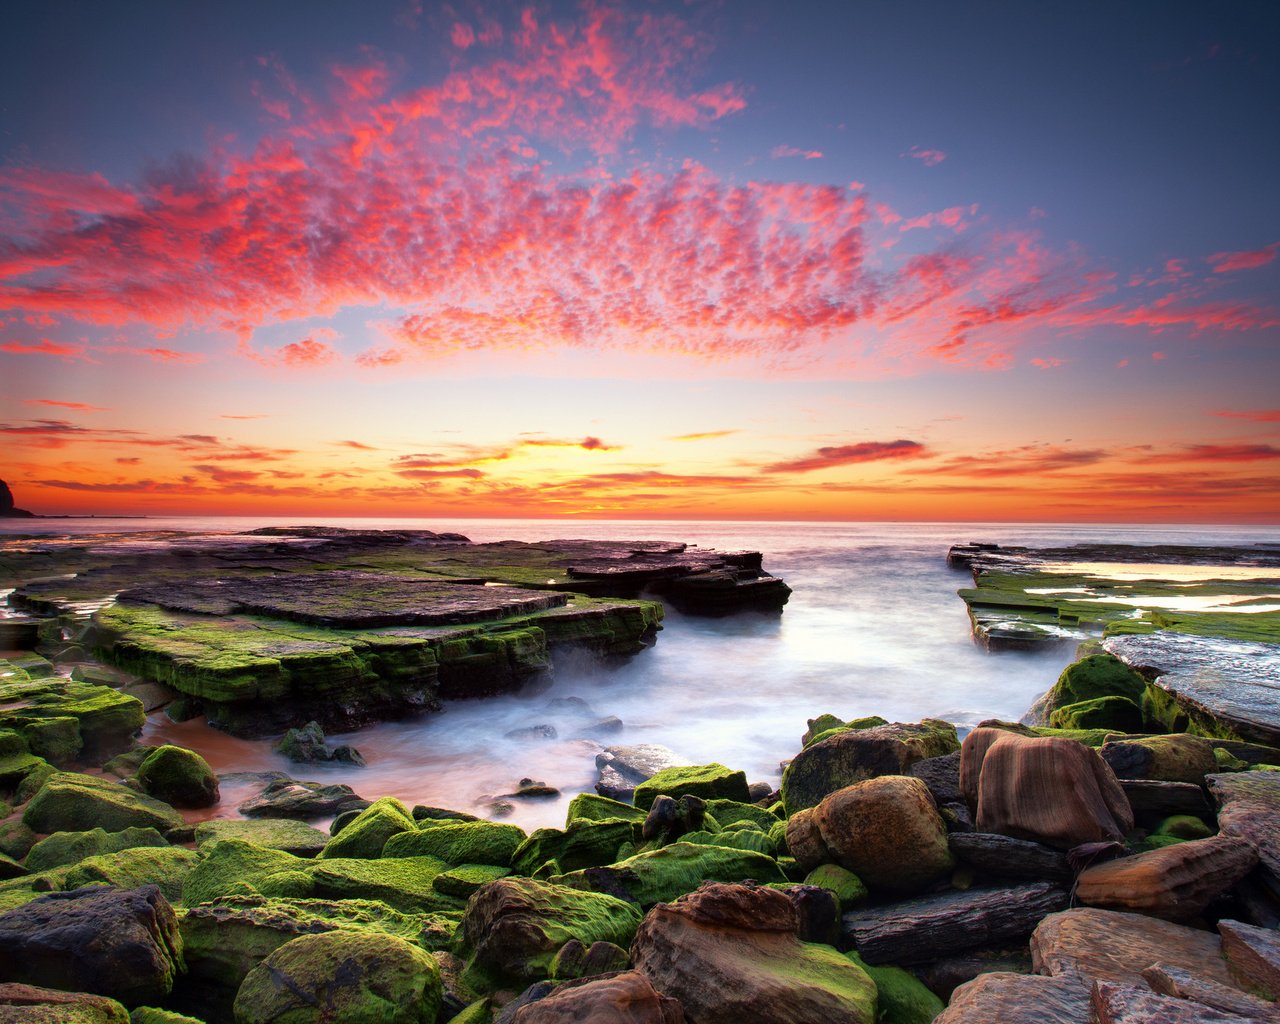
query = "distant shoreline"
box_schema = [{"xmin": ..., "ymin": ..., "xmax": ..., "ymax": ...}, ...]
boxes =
[{"xmin": 0, "ymin": 514, "xmax": 150, "ymax": 520}]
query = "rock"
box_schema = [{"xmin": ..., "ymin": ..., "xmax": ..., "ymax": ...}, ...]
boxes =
[
  {"xmin": 412, "ymin": 804, "xmax": 480, "ymax": 823},
  {"xmin": 506, "ymin": 779, "xmax": 561, "ymax": 799},
  {"xmin": 131, "ymin": 1007, "xmax": 207, "ymax": 1023},
  {"xmin": 777, "ymin": 883, "xmax": 840, "ymax": 945},
  {"xmin": 24, "ymin": 827, "xmax": 171, "ymax": 873},
  {"xmin": 275, "ymin": 721, "xmax": 365, "ymax": 765},
  {"xmin": 594, "ymin": 744, "xmax": 684, "ymax": 800},
  {"xmin": 0, "ymin": 821, "xmax": 36, "ymax": 861},
  {"xmin": 1210, "ymin": 772, "xmax": 1280, "ymax": 884},
  {"xmin": 0, "ymin": 982, "xmax": 130, "ymax": 1023},
  {"xmin": 181, "ymin": 839, "xmax": 310, "ymax": 907},
  {"xmin": 781, "ymin": 720, "xmax": 960, "ymax": 813},
  {"xmin": 1101, "ymin": 734, "xmax": 1219, "ymax": 784},
  {"xmin": 783, "ymin": 808, "xmax": 829, "ymax": 872},
  {"xmin": 553, "ymin": 841, "xmax": 786, "ymax": 908},
  {"xmin": 1075, "ymin": 835, "xmax": 1257, "ymax": 921},
  {"xmin": 1036, "ymin": 653, "xmax": 1149, "ymax": 721},
  {"xmin": 1219, "ymin": 919, "xmax": 1280, "ymax": 999},
  {"xmin": 511, "ymin": 818, "xmax": 636, "ymax": 877},
  {"xmin": 63, "ymin": 846, "xmax": 199, "ymax": 904},
  {"xmin": 1050, "ymin": 695, "xmax": 1146, "ymax": 732},
  {"xmin": 1105, "ymin": 633, "xmax": 1280, "ymax": 747},
  {"xmin": 318, "ymin": 796, "xmax": 415, "ymax": 859},
  {"xmin": 918, "ymin": 949, "xmax": 1034, "ymax": 1001},
  {"xmin": 1152, "ymin": 814, "xmax": 1214, "ymax": 839},
  {"xmin": 237, "ymin": 777, "xmax": 369, "ymax": 819},
  {"xmin": 1090, "ymin": 980, "xmax": 1276, "ymax": 1024},
  {"xmin": 548, "ymin": 939, "xmax": 630, "ymax": 981},
  {"xmin": 506, "ymin": 971, "xmax": 684, "ymax": 1024},
  {"xmin": 1122, "ymin": 779, "xmax": 1213, "ymax": 821},
  {"xmin": 505, "ymin": 724, "xmax": 558, "ymax": 741},
  {"xmin": 933, "ymin": 972, "xmax": 1091, "ymax": 1024},
  {"xmin": 802, "ymin": 863, "xmax": 868, "ymax": 913},
  {"xmin": 810, "ymin": 775, "xmax": 953, "ymax": 894},
  {"xmin": 232, "ymin": 929, "xmax": 442, "ymax": 1024},
  {"xmin": 633, "ymin": 764, "xmax": 750, "ymax": 812},
  {"xmin": 845, "ymin": 950, "xmax": 945, "ymax": 1024},
  {"xmin": 704, "ymin": 798, "xmax": 779, "ymax": 830},
  {"xmin": 959, "ymin": 727, "xmax": 1133, "ymax": 848},
  {"xmin": 1143, "ymin": 962, "xmax": 1280, "ymax": 1019},
  {"xmin": 1031, "ymin": 907, "xmax": 1237, "ymax": 987},
  {"xmin": 641, "ymin": 794, "xmax": 706, "ymax": 842},
  {"xmin": 0, "ymin": 854, "xmax": 26, "ymax": 882},
  {"xmin": 586, "ymin": 716, "xmax": 624, "ymax": 736},
  {"xmin": 306, "ymin": 857, "xmax": 463, "ymax": 914},
  {"xmin": 385, "ymin": 821, "xmax": 528, "ymax": 867},
  {"xmin": 1, "ymin": 677, "xmax": 145, "ymax": 762},
  {"xmin": 22, "ymin": 772, "xmax": 184, "ymax": 835},
  {"xmin": 842, "ymin": 882, "xmax": 1069, "ymax": 965},
  {"xmin": 948, "ymin": 832, "xmax": 1073, "ymax": 882},
  {"xmin": 432, "ymin": 864, "xmax": 512, "ymax": 898},
  {"xmin": 461, "ymin": 877, "xmax": 642, "ymax": 985},
  {"xmin": 0, "ymin": 885, "xmax": 183, "ymax": 1006},
  {"xmin": 630, "ymin": 882, "xmax": 877, "ymax": 1024},
  {"xmin": 194, "ymin": 819, "xmax": 330, "ymax": 856},
  {"xmin": 136, "ymin": 745, "xmax": 220, "ymax": 809},
  {"xmin": 907, "ymin": 750, "xmax": 964, "ymax": 805}
]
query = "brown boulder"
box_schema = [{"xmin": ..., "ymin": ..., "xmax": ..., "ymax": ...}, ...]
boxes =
[
  {"xmin": 960, "ymin": 727, "xmax": 1133, "ymax": 849},
  {"xmin": 1220, "ymin": 919, "xmax": 1280, "ymax": 1000},
  {"xmin": 1210, "ymin": 772, "xmax": 1280, "ymax": 883},
  {"xmin": 630, "ymin": 883, "xmax": 877, "ymax": 1024},
  {"xmin": 1091, "ymin": 980, "xmax": 1276, "ymax": 1024},
  {"xmin": 784, "ymin": 808, "xmax": 830, "ymax": 872},
  {"xmin": 1031, "ymin": 907, "xmax": 1237, "ymax": 988},
  {"xmin": 1101, "ymin": 734, "xmax": 1218, "ymax": 784},
  {"xmin": 933, "ymin": 972, "xmax": 1091, "ymax": 1024},
  {"xmin": 511, "ymin": 971, "xmax": 684, "ymax": 1024},
  {"xmin": 1075, "ymin": 835, "xmax": 1258, "ymax": 921},
  {"xmin": 810, "ymin": 775, "xmax": 953, "ymax": 894},
  {"xmin": 1143, "ymin": 963, "xmax": 1280, "ymax": 1019}
]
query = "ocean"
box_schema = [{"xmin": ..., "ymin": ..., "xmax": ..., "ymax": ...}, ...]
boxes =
[{"xmin": 4, "ymin": 516, "xmax": 1277, "ymax": 827}]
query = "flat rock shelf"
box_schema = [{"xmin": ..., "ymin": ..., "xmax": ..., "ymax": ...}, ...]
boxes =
[{"xmin": 1, "ymin": 527, "xmax": 791, "ymax": 736}]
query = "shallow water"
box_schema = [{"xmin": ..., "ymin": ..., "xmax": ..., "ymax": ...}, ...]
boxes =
[{"xmin": 9, "ymin": 517, "xmax": 1278, "ymax": 828}]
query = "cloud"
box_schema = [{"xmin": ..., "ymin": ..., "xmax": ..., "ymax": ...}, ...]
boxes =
[
  {"xmin": 763, "ymin": 439, "xmax": 928, "ymax": 474},
  {"xmin": 1143, "ymin": 444, "xmax": 1280, "ymax": 464},
  {"xmin": 1030, "ymin": 357, "xmax": 1064, "ymax": 369},
  {"xmin": 771, "ymin": 145, "xmax": 823, "ymax": 160},
  {"xmin": 905, "ymin": 145, "xmax": 947, "ymax": 166},
  {"xmin": 0, "ymin": 339, "xmax": 88, "ymax": 360},
  {"xmin": 1209, "ymin": 409, "xmax": 1280, "ymax": 423},
  {"xmin": 1206, "ymin": 242, "xmax": 1279, "ymax": 273},
  {"xmin": 334, "ymin": 440, "xmax": 381, "ymax": 450},
  {"xmin": 669, "ymin": 430, "xmax": 740, "ymax": 442},
  {"xmin": 24, "ymin": 399, "xmax": 109, "ymax": 411},
  {"xmin": 221, "ymin": 413, "xmax": 268, "ymax": 420},
  {"xmin": 247, "ymin": 336, "xmax": 340, "ymax": 368},
  {"xmin": 917, "ymin": 446, "xmax": 1109, "ymax": 477}
]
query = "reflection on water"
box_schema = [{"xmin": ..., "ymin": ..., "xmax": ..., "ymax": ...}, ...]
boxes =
[{"xmin": 33, "ymin": 518, "xmax": 1280, "ymax": 829}]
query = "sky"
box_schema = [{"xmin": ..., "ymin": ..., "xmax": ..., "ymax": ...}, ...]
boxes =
[{"xmin": 1, "ymin": 0, "xmax": 1278, "ymax": 523}]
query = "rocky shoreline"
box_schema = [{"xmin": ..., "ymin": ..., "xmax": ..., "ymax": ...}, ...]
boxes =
[{"xmin": 0, "ymin": 535, "xmax": 1278, "ymax": 1023}]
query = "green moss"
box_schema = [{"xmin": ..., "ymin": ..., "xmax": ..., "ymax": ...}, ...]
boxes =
[
  {"xmin": 681, "ymin": 828, "xmax": 776, "ymax": 856},
  {"xmin": 1048, "ymin": 695, "xmax": 1145, "ymax": 732},
  {"xmin": 511, "ymin": 818, "xmax": 637, "ymax": 877},
  {"xmin": 384, "ymin": 821, "xmax": 526, "ymax": 867},
  {"xmin": 23, "ymin": 771, "xmax": 184, "ymax": 834},
  {"xmin": 25, "ymin": 826, "xmax": 170, "ymax": 872},
  {"xmin": 432, "ymin": 864, "xmax": 512, "ymax": 899},
  {"xmin": 21, "ymin": 716, "xmax": 82, "ymax": 767},
  {"xmin": 63, "ymin": 845, "xmax": 199, "ymax": 902},
  {"xmin": 1153, "ymin": 814, "xmax": 1214, "ymax": 840},
  {"xmin": 1051, "ymin": 654, "xmax": 1148, "ymax": 708},
  {"xmin": 805, "ymin": 863, "xmax": 869, "ymax": 913},
  {"xmin": 320, "ymin": 796, "xmax": 417, "ymax": 860},
  {"xmin": 184, "ymin": 839, "xmax": 309, "ymax": 906},
  {"xmin": 704, "ymin": 798, "xmax": 782, "ymax": 830},
  {"xmin": 1214, "ymin": 747, "xmax": 1250, "ymax": 771},
  {"xmin": 136, "ymin": 745, "xmax": 219, "ymax": 809},
  {"xmin": 307, "ymin": 856, "xmax": 464, "ymax": 914},
  {"xmin": 0, "ymin": 819, "xmax": 37, "ymax": 860},
  {"xmin": 552, "ymin": 841, "xmax": 786, "ymax": 907},
  {"xmin": 130, "ymin": 1008, "xmax": 207, "ymax": 1024},
  {"xmin": 846, "ymin": 950, "xmax": 944, "ymax": 1024},
  {"xmin": 194, "ymin": 818, "xmax": 329, "ymax": 856},
  {"xmin": 632, "ymin": 763, "xmax": 751, "ymax": 811},
  {"xmin": 564, "ymin": 793, "xmax": 647, "ymax": 825}
]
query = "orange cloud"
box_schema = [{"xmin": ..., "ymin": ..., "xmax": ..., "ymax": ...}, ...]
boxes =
[
  {"xmin": 23, "ymin": 399, "xmax": 109, "ymax": 411},
  {"xmin": 1209, "ymin": 409, "xmax": 1280, "ymax": 423},
  {"xmin": 764, "ymin": 440, "xmax": 928, "ymax": 474},
  {"xmin": 670, "ymin": 430, "xmax": 740, "ymax": 442},
  {"xmin": 0, "ymin": 339, "xmax": 88, "ymax": 360}
]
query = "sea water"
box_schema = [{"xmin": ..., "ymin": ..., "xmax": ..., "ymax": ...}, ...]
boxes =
[{"xmin": 4, "ymin": 517, "xmax": 1276, "ymax": 827}]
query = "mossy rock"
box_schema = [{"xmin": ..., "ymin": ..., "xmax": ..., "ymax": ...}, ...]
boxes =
[
  {"xmin": 552, "ymin": 841, "xmax": 786, "ymax": 908},
  {"xmin": 136, "ymin": 745, "xmax": 220, "ymax": 809},
  {"xmin": 704, "ymin": 798, "xmax": 781, "ymax": 830},
  {"xmin": 130, "ymin": 1008, "xmax": 207, "ymax": 1024},
  {"xmin": 1214, "ymin": 747, "xmax": 1250, "ymax": 771},
  {"xmin": 23, "ymin": 771, "xmax": 185, "ymax": 834},
  {"xmin": 319, "ymin": 796, "xmax": 416, "ymax": 860},
  {"xmin": 25, "ymin": 826, "xmax": 171, "ymax": 873},
  {"xmin": 21, "ymin": 715, "xmax": 83, "ymax": 767},
  {"xmin": 632, "ymin": 763, "xmax": 751, "ymax": 812},
  {"xmin": 805, "ymin": 863, "xmax": 869, "ymax": 912},
  {"xmin": 1048, "ymin": 654, "xmax": 1148, "ymax": 711},
  {"xmin": 0, "ymin": 749, "xmax": 45, "ymax": 788},
  {"xmin": 183, "ymin": 839, "xmax": 309, "ymax": 907},
  {"xmin": 233, "ymin": 929, "xmax": 443, "ymax": 1024},
  {"xmin": 1048, "ymin": 695, "xmax": 1145, "ymax": 732},
  {"xmin": 383, "ymin": 821, "xmax": 526, "ymax": 867},
  {"xmin": 449, "ymin": 999, "xmax": 493, "ymax": 1024},
  {"xmin": 564, "ymin": 793, "xmax": 647, "ymax": 825},
  {"xmin": 680, "ymin": 828, "xmax": 776, "ymax": 856},
  {"xmin": 511, "ymin": 818, "xmax": 637, "ymax": 877},
  {"xmin": 14, "ymin": 758, "xmax": 59, "ymax": 803},
  {"xmin": 802, "ymin": 714, "xmax": 847, "ymax": 746},
  {"xmin": 1153, "ymin": 814, "xmax": 1214, "ymax": 840},
  {"xmin": 306, "ymin": 856, "xmax": 464, "ymax": 914},
  {"xmin": 432, "ymin": 864, "xmax": 512, "ymax": 899},
  {"xmin": 180, "ymin": 893, "xmax": 450, "ymax": 1001},
  {"xmin": 64, "ymin": 845, "xmax": 199, "ymax": 903},
  {"xmin": 0, "ymin": 818, "xmax": 38, "ymax": 860},
  {"xmin": 194, "ymin": 818, "xmax": 329, "ymax": 856},
  {"xmin": 846, "ymin": 950, "xmax": 944, "ymax": 1024}
]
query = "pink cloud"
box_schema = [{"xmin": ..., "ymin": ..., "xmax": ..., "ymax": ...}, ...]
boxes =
[
  {"xmin": 1209, "ymin": 408, "xmax": 1280, "ymax": 423},
  {"xmin": 451, "ymin": 22, "xmax": 476, "ymax": 49},
  {"xmin": 0, "ymin": 339, "xmax": 88, "ymax": 360},
  {"xmin": 771, "ymin": 145, "xmax": 823, "ymax": 160},
  {"xmin": 905, "ymin": 145, "xmax": 946, "ymax": 166},
  {"xmin": 24, "ymin": 399, "xmax": 109, "ymax": 411},
  {"xmin": 1206, "ymin": 242, "xmax": 1278, "ymax": 273},
  {"xmin": 1030, "ymin": 357, "xmax": 1064, "ymax": 369}
]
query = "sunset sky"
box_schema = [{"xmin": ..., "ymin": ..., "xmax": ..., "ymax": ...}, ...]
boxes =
[{"xmin": 2, "ymin": 1, "xmax": 1278, "ymax": 522}]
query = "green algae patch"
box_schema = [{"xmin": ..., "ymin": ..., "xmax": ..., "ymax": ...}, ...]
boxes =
[
  {"xmin": 193, "ymin": 818, "xmax": 328, "ymax": 856},
  {"xmin": 846, "ymin": 950, "xmax": 944, "ymax": 1024},
  {"xmin": 510, "ymin": 818, "xmax": 637, "ymax": 877},
  {"xmin": 633, "ymin": 763, "xmax": 751, "ymax": 811},
  {"xmin": 383, "ymin": 821, "xmax": 526, "ymax": 867},
  {"xmin": 23, "ymin": 771, "xmax": 184, "ymax": 835},
  {"xmin": 25, "ymin": 826, "xmax": 171, "ymax": 873},
  {"xmin": 564, "ymin": 792, "xmax": 647, "ymax": 825},
  {"xmin": 319, "ymin": 796, "xmax": 416, "ymax": 859},
  {"xmin": 63, "ymin": 845, "xmax": 199, "ymax": 903},
  {"xmin": 233, "ymin": 929, "xmax": 443, "ymax": 1024},
  {"xmin": 552, "ymin": 841, "xmax": 786, "ymax": 908}
]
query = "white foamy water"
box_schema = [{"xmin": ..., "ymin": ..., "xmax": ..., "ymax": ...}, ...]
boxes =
[{"xmin": 7, "ymin": 517, "xmax": 1277, "ymax": 828}]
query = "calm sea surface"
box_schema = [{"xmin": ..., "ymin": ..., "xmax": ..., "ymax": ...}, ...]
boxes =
[{"xmin": 4, "ymin": 517, "xmax": 1276, "ymax": 826}]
